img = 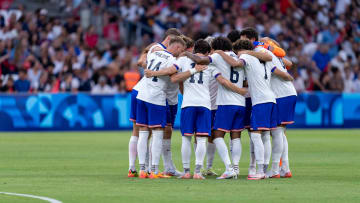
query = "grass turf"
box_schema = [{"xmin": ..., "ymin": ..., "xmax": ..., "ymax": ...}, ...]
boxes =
[{"xmin": 0, "ymin": 130, "xmax": 359, "ymax": 203}]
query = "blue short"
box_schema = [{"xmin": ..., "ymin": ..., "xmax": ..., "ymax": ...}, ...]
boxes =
[
  {"xmin": 136, "ymin": 99, "xmax": 167, "ymax": 128},
  {"xmin": 214, "ymin": 105, "xmax": 245, "ymax": 132},
  {"xmin": 276, "ymin": 95, "xmax": 297, "ymax": 125},
  {"xmin": 250, "ymin": 102, "xmax": 278, "ymax": 131},
  {"xmin": 211, "ymin": 110, "xmax": 217, "ymax": 129},
  {"xmin": 129, "ymin": 89, "xmax": 138, "ymax": 122},
  {"xmin": 166, "ymin": 103, "xmax": 178, "ymax": 126},
  {"xmin": 180, "ymin": 107, "xmax": 211, "ymax": 136},
  {"xmin": 244, "ymin": 98, "xmax": 252, "ymax": 128}
]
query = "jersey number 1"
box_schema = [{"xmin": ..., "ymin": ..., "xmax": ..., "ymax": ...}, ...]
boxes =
[
  {"xmin": 148, "ymin": 59, "xmax": 162, "ymax": 82},
  {"xmin": 189, "ymin": 63, "xmax": 203, "ymax": 84}
]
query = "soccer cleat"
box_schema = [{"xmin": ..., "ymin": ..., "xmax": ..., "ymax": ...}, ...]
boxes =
[
  {"xmin": 139, "ymin": 170, "xmax": 148, "ymax": 179},
  {"xmin": 248, "ymin": 167, "xmax": 256, "ymax": 177},
  {"xmin": 128, "ymin": 169, "xmax": 138, "ymax": 178},
  {"xmin": 216, "ymin": 170, "xmax": 238, "ymax": 180},
  {"xmin": 281, "ymin": 171, "xmax": 292, "ymax": 178},
  {"xmin": 178, "ymin": 173, "xmax": 192, "ymax": 179},
  {"xmin": 157, "ymin": 173, "xmax": 171, "ymax": 178},
  {"xmin": 247, "ymin": 173, "xmax": 265, "ymax": 180},
  {"xmin": 164, "ymin": 169, "xmax": 183, "ymax": 177},
  {"xmin": 193, "ymin": 173, "xmax": 206, "ymax": 180},
  {"xmin": 271, "ymin": 174, "xmax": 281, "ymax": 178},
  {"xmin": 202, "ymin": 168, "xmax": 218, "ymax": 176},
  {"xmin": 233, "ymin": 166, "xmax": 240, "ymax": 176},
  {"xmin": 149, "ymin": 172, "xmax": 160, "ymax": 179}
]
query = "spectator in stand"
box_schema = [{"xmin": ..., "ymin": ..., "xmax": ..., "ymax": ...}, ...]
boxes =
[
  {"xmin": 343, "ymin": 67, "xmax": 354, "ymax": 93},
  {"xmin": 28, "ymin": 60, "xmax": 43, "ymax": 89},
  {"xmin": 14, "ymin": 68, "xmax": 30, "ymax": 92},
  {"xmin": 91, "ymin": 75, "xmax": 113, "ymax": 94},
  {"xmin": 292, "ymin": 70, "xmax": 305, "ymax": 93},
  {"xmin": 33, "ymin": 71, "xmax": 51, "ymax": 92},
  {"xmin": 84, "ymin": 26, "xmax": 98, "ymax": 49},
  {"xmin": 78, "ymin": 69, "xmax": 92, "ymax": 92},
  {"xmin": 312, "ymin": 44, "xmax": 331, "ymax": 72},
  {"xmin": 1, "ymin": 76, "xmax": 14, "ymax": 92},
  {"xmin": 329, "ymin": 67, "xmax": 344, "ymax": 92},
  {"xmin": 60, "ymin": 73, "xmax": 79, "ymax": 92}
]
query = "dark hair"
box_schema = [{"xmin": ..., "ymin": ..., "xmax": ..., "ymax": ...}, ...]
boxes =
[
  {"xmin": 211, "ymin": 37, "xmax": 232, "ymax": 51},
  {"xmin": 18, "ymin": 69, "xmax": 27, "ymax": 74},
  {"xmin": 194, "ymin": 39, "xmax": 211, "ymax": 54},
  {"xmin": 164, "ymin": 28, "xmax": 182, "ymax": 40},
  {"xmin": 227, "ymin": 30, "xmax": 241, "ymax": 43},
  {"xmin": 181, "ymin": 35, "xmax": 194, "ymax": 49},
  {"xmin": 233, "ymin": 39, "xmax": 254, "ymax": 52},
  {"xmin": 240, "ymin": 27, "xmax": 259, "ymax": 41},
  {"xmin": 169, "ymin": 36, "xmax": 186, "ymax": 47}
]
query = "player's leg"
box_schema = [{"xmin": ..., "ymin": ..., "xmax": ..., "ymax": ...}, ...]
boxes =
[
  {"xmin": 179, "ymin": 107, "xmax": 195, "ymax": 179},
  {"xmin": 147, "ymin": 102, "xmax": 168, "ymax": 179},
  {"xmin": 212, "ymin": 105, "xmax": 236, "ymax": 179},
  {"xmin": 277, "ymin": 95, "xmax": 297, "ymax": 178},
  {"xmin": 261, "ymin": 130, "xmax": 271, "ymax": 173},
  {"xmin": 269, "ymin": 126, "xmax": 283, "ymax": 178},
  {"xmin": 193, "ymin": 107, "xmax": 211, "ymax": 179},
  {"xmin": 128, "ymin": 90, "xmax": 139, "ymax": 177},
  {"xmin": 136, "ymin": 99, "xmax": 150, "ymax": 178},
  {"xmin": 244, "ymin": 98, "xmax": 256, "ymax": 176},
  {"xmin": 230, "ymin": 106, "xmax": 245, "ymax": 175},
  {"xmin": 204, "ymin": 109, "xmax": 217, "ymax": 176}
]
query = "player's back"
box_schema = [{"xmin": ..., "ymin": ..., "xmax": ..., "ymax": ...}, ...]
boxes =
[
  {"xmin": 210, "ymin": 52, "xmax": 245, "ymax": 106},
  {"xmin": 177, "ymin": 56, "xmax": 218, "ymax": 109},
  {"xmin": 268, "ymin": 54, "xmax": 297, "ymax": 98},
  {"xmin": 240, "ymin": 53, "xmax": 275, "ymax": 106},
  {"xmin": 137, "ymin": 50, "xmax": 175, "ymax": 106}
]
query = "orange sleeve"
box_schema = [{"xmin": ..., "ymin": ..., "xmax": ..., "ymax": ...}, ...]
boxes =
[{"xmin": 272, "ymin": 46, "xmax": 286, "ymax": 57}]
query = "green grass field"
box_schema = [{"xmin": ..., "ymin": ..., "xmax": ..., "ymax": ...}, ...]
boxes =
[{"xmin": 0, "ymin": 130, "xmax": 359, "ymax": 203}]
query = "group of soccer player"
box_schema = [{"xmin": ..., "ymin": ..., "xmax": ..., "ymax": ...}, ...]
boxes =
[{"xmin": 127, "ymin": 27, "xmax": 297, "ymax": 180}]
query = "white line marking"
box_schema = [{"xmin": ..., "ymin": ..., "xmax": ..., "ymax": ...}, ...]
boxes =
[{"xmin": 0, "ymin": 192, "xmax": 62, "ymax": 203}]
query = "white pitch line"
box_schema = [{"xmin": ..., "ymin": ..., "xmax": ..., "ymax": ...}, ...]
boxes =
[{"xmin": 0, "ymin": 192, "xmax": 62, "ymax": 203}]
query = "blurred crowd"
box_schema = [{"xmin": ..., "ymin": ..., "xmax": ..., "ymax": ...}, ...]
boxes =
[{"xmin": 0, "ymin": 0, "xmax": 359, "ymax": 93}]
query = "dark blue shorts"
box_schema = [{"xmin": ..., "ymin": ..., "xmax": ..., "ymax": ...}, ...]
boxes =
[
  {"xmin": 244, "ymin": 98, "xmax": 252, "ymax": 128},
  {"xmin": 276, "ymin": 95, "xmax": 297, "ymax": 125},
  {"xmin": 136, "ymin": 99, "xmax": 167, "ymax": 128},
  {"xmin": 250, "ymin": 102, "xmax": 278, "ymax": 131},
  {"xmin": 129, "ymin": 89, "xmax": 138, "ymax": 122},
  {"xmin": 214, "ymin": 105, "xmax": 246, "ymax": 132},
  {"xmin": 180, "ymin": 106, "xmax": 211, "ymax": 136},
  {"xmin": 166, "ymin": 103, "xmax": 178, "ymax": 126},
  {"xmin": 211, "ymin": 110, "xmax": 217, "ymax": 129}
]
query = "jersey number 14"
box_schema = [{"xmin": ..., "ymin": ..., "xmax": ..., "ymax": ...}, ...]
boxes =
[{"xmin": 148, "ymin": 59, "xmax": 161, "ymax": 82}]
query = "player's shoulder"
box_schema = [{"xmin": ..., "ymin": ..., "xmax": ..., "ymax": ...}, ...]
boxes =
[{"xmin": 226, "ymin": 51, "xmax": 237, "ymax": 58}]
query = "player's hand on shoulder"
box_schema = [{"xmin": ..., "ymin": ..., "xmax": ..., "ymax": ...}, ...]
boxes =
[
  {"xmin": 237, "ymin": 50, "xmax": 249, "ymax": 56},
  {"xmin": 195, "ymin": 64, "xmax": 207, "ymax": 72},
  {"xmin": 144, "ymin": 69, "xmax": 154, "ymax": 78}
]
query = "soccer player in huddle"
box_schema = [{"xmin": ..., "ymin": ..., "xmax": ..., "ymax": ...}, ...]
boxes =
[
  {"xmin": 215, "ymin": 38, "xmax": 293, "ymax": 179},
  {"xmin": 128, "ymin": 28, "xmax": 182, "ymax": 178},
  {"xmin": 146, "ymin": 39, "xmax": 247, "ymax": 179},
  {"xmin": 136, "ymin": 36, "xmax": 186, "ymax": 179}
]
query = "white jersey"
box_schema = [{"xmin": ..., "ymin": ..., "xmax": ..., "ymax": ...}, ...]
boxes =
[
  {"xmin": 136, "ymin": 50, "xmax": 176, "ymax": 106},
  {"xmin": 269, "ymin": 57, "xmax": 297, "ymax": 98},
  {"xmin": 133, "ymin": 77, "xmax": 145, "ymax": 91},
  {"xmin": 147, "ymin": 42, "xmax": 167, "ymax": 59},
  {"xmin": 209, "ymin": 77, "xmax": 218, "ymax": 110},
  {"xmin": 240, "ymin": 53, "xmax": 276, "ymax": 106},
  {"xmin": 210, "ymin": 52, "xmax": 245, "ymax": 106},
  {"xmin": 165, "ymin": 82, "xmax": 179, "ymax": 105},
  {"xmin": 175, "ymin": 56, "xmax": 221, "ymax": 109}
]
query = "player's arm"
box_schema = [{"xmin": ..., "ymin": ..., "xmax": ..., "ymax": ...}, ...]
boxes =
[
  {"xmin": 282, "ymin": 58, "xmax": 293, "ymax": 70},
  {"xmin": 268, "ymin": 45, "xmax": 286, "ymax": 57},
  {"xmin": 144, "ymin": 65, "xmax": 178, "ymax": 78},
  {"xmin": 216, "ymin": 75, "xmax": 248, "ymax": 96},
  {"xmin": 170, "ymin": 65, "xmax": 207, "ymax": 83},
  {"xmin": 213, "ymin": 50, "xmax": 245, "ymax": 67},
  {"xmin": 272, "ymin": 67, "xmax": 294, "ymax": 81},
  {"xmin": 179, "ymin": 82, "xmax": 184, "ymax": 94},
  {"xmin": 184, "ymin": 51, "xmax": 211, "ymax": 65},
  {"xmin": 238, "ymin": 50, "xmax": 272, "ymax": 61},
  {"xmin": 137, "ymin": 52, "xmax": 147, "ymax": 68}
]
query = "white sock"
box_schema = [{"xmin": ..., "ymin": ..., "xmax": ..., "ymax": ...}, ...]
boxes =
[
  {"xmin": 261, "ymin": 131, "xmax": 271, "ymax": 165},
  {"xmin": 281, "ymin": 129, "xmax": 290, "ymax": 172},
  {"xmin": 229, "ymin": 139, "xmax": 233, "ymax": 157},
  {"xmin": 195, "ymin": 137, "xmax": 207, "ymax": 167},
  {"xmin": 151, "ymin": 130, "xmax": 164, "ymax": 173},
  {"xmin": 145, "ymin": 143, "xmax": 149, "ymax": 172},
  {"xmin": 249, "ymin": 132, "xmax": 256, "ymax": 169},
  {"xmin": 162, "ymin": 139, "xmax": 172, "ymax": 172},
  {"xmin": 214, "ymin": 137, "xmax": 232, "ymax": 170},
  {"xmin": 231, "ymin": 138, "xmax": 241, "ymax": 167},
  {"xmin": 251, "ymin": 132, "xmax": 264, "ymax": 166},
  {"xmin": 271, "ymin": 127, "xmax": 284, "ymax": 174},
  {"xmin": 147, "ymin": 137, "xmax": 152, "ymax": 173},
  {"xmin": 128, "ymin": 136, "xmax": 138, "ymax": 171},
  {"xmin": 194, "ymin": 143, "xmax": 197, "ymax": 152},
  {"xmin": 206, "ymin": 142, "xmax": 216, "ymax": 169},
  {"xmin": 137, "ymin": 131, "xmax": 149, "ymax": 171},
  {"xmin": 182, "ymin": 136, "xmax": 192, "ymax": 170}
]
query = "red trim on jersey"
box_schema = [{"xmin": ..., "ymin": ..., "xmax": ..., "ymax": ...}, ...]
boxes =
[
  {"xmin": 281, "ymin": 121, "xmax": 294, "ymax": 125},
  {"xmin": 216, "ymin": 128, "xmax": 230, "ymax": 133},
  {"xmin": 136, "ymin": 123, "xmax": 148, "ymax": 127},
  {"xmin": 148, "ymin": 124, "xmax": 162, "ymax": 128},
  {"xmin": 196, "ymin": 132, "xmax": 209, "ymax": 135},
  {"xmin": 231, "ymin": 128, "xmax": 245, "ymax": 132},
  {"xmin": 184, "ymin": 133, "xmax": 193, "ymax": 136}
]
